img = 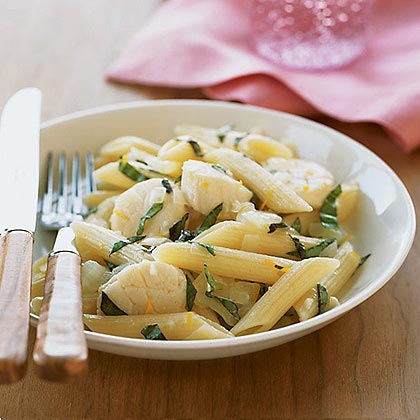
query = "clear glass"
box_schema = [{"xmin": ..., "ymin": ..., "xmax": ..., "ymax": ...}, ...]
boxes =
[{"xmin": 249, "ymin": 0, "xmax": 373, "ymax": 70}]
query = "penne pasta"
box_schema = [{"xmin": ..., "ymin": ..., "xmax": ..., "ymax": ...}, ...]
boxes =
[
  {"xmin": 230, "ymin": 257, "xmax": 340, "ymax": 336},
  {"xmin": 83, "ymin": 190, "xmax": 122, "ymax": 208},
  {"xmin": 71, "ymin": 221, "xmax": 153, "ymax": 265},
  {"xmin": 83, "ymin": 312, "xmax": 233, "ymax": 340},
  {"xmin": 152, "ymin": 242, "xmax": 296, "ymax": 284},
  {"xmin": 337, "ymin": 180, "xmax": 359, "ymax": 222},
  {"xmin": 99, "ymin": 135, "xmax": 160, "ymax": 159},
  {"xmin": 203, "ymin": 148, "xmax": 312, "ymax": 213},
  {"xmin": 294, "ymin": 241, "xmax": 361, "ymax": 321}
]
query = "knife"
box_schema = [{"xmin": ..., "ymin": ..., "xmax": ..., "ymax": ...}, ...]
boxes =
[
  {"xmin": 33, "ymin": 227, "xmax": 87, "ymax": 381},
  {"xmin": 0, "ymin": 88, "xmax": 42, "ymax": 383}
]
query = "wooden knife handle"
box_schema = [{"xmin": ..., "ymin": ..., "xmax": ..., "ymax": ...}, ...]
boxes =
[
  {"xmin": 0, "ymin": 230, "xmax": 33, "ymax": 384},
  {"xmin": 33, "ymin": 251, "xmax": 88, "ymax": 382}
]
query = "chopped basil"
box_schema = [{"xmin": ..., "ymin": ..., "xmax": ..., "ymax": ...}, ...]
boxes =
[
  {"xmin": 233, "ymin": 134, "xmax": 246, "ymax": 149},
  {"xmin": 141, "ymin": 324, "xmax": 167, "ymax": 340},
  {"xmin": 205, "ymin": 291, "xmax": 240, "ymax": 321},
  {"xmin": 101, "ymin": 292, "xmax": 127, "ymax": 316},
  {"xmin": 175, "ymin": 174, "xmax": 182, "ymax": 184},
  {"xmin": 161, "ymin": 178, "xmax": 173, "ymax": 194},
  {"xmin": 136, "ymin": 202, "xmax": 164, "ymax": 235},
  {"xmin": 198, "ymin": 203, "xmax": 223, "ymax": 234},
  {"xmin": 288, "ymin": 236, "xmax": 336, "ymax": 259},
  {"xmin": 118, "ymin": 155, "xmax": 149, "ymax": 182},
  {"xmin": 178, "ymin": 229, "xmax": 197, "ymax": 242},
  {"xmin": 169, "ymin": 213, "xmax": 189, "ymax": 241},
  {"xmin": 268, "ymin": 221, "xmax": 289, "ymax": 233},
  {"xmin": 109, "ymin": 235, "xmax": 146, "ymax": 255},
  {"xmin": 320, "ymin": 185, "xmax": 342, "ymax": 230},
  {"xmin": 204, "ymin": 264, "xmax": 220, "ymax": 291},
  {"xmin": 358, "ymin": 253, "xmax": 371, "ymax": 267},
  {"xmin": 192, "ymin": 241, "xmax": 216, "ymax": 256},
  {"xmin": 216, "ymin": 124, "xmax": 233, "ymax": 143},
  {"xmin": 291, "ymin": 217, "xmax": 301, "ymax": 234},
  {"xmin": 274, "ymin": 264, "xmax": 284, "ymax": 270},
  {"xmin": 185, "ymin": 272, "xmax": 197, "ymax": 311},
  {"xmin": 317, "ymin": 283, "xmax": 328, "ymax": 314},
  {"xmin": 211, "ymin": 164, "xmax": 227, "ymax": 174}
]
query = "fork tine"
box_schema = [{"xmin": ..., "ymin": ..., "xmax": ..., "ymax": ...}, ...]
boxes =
[
  {"xmin": 41, "ymin": 152, "xmax": 54, "ymax": 216},
  {"xmin": 56, "ymin": 152, "xmax": 68, "ymax": 216},
  {"xmin": 85, "ymin": 151, "xmax": 95, "ymax": 194},
  {"xmin": 71, "ymin": 152, "xmax": 83, "ymax": 216}
]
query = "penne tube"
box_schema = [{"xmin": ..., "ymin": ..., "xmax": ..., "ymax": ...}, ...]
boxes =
[
  {"xmin": 294, "ymin": 241, "xmax": 361, "ymax": 321},
  {"xmin": 158, "ymin": 139, "xmax": 204, "ymax": 162},
  {"xmin": 230, "ymin": 257, "xmax": 340, "ymax": 336},
  {"xmin": 93, "ymin": 162, "xmax": 138, "ymax": 190},
  {"xmin": 83, "ymin": 190, "xmax": 122, "ymax": 208},
  {"xmin": 83, "ymin": 312, "xmax": 233, "ymax": 340},
  {"xmin": 71, "ymin": 221, "xmax": 153, "ymax": 265},
  {"xmin": 240, "ymin": 233, "xmax": 322, "ymax": 258},
  {"xmin": 203, "ymin": 148, "xmax": 312, "ymax": 213},
  {"xmin": 193, "ymin": 221, "xmax": 250, "ymax": 249},
  {"xmin": 127, "ymin": 147, "xmax": 182, "ymax": 178},
  {"xmin": 236, "ymin": 134, "xmax": 293, "ymax": 163},
  {"xmin": 99, "ymin": 135, "xmax": 160, "ymax": 159},
  {"xmin": 152, "ymin": 242, "xmax": 296, "ymax": 285}
]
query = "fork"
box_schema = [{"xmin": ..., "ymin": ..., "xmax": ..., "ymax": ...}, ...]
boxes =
[{"xmin": 32, "ymin": 151, "xmax": 94, "ymax": 381}]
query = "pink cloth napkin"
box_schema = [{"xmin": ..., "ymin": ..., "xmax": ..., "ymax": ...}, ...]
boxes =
[{"xmin": 107, "ymin": 0, "xmax": 420, "ymax": 152}]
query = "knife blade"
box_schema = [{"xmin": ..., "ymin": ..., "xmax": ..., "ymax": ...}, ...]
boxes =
[
  {"xmin": 0, "ymin": 88, "xmax": 42, "ymax": 383},
  {"xmin": 33, "ymin": 227, "xmax": 88, "ymax": 382}
]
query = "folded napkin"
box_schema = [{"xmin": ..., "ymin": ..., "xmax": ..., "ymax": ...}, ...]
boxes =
[{"xmin": 107, "ymin": 0, "xmax": 420, "ymax": 152}]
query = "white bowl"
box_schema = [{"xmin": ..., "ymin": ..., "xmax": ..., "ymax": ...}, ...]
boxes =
[{"xmin": 32, "ymin": 100, "xmax": 416, "ymax": 360}]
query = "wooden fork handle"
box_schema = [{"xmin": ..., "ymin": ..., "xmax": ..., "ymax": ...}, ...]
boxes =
[
  {"xmin": 0, "ymin": 230, "xmax": 33, "ymax": 384},
  {"xmin": 33, "ymin": 251, "xmax": 88, "ymax": 382}
]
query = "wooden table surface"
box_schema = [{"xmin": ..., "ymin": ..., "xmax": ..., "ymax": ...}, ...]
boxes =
[{"xmin": 0, "ymin": 1, "xmax": 419, "ymax": 418}]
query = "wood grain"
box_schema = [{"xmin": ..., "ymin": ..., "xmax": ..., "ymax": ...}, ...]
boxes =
[
  {"xmin": 0, "ymin": 230, "xmax": 33, "ymax": 384},
  {"xmin": 0, "ymin": 0, "xmax": 419, "ymax": 417},
  {"xmin": 33, "ymin": 251, "xmax": 87, "ymax": 382}
]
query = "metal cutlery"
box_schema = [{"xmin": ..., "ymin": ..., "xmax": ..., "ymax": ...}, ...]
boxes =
[
  {"xmin": 0, "ymin": 88, "xmax": 42, "ymax": 384},
  {"xmin": 33, "ymin": 151, "xmax": 93, "ymax": 381}
]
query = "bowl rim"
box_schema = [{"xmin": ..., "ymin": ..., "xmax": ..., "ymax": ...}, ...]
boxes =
[{"xmin": 34, "ymin": 99, "xmax": 417, "ymax": 351}]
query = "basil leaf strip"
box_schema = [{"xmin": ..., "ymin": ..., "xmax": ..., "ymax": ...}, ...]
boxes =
[
  {"xmin": 288, "ymin": 236, "xmax": 336, "ymax": 259},
  {"xmin": 101, "ymin": 292, "xmax": 127, "ymax": 316},
  {"xmin": 141, "ymin": 324, "xmax": 167, "ymax": 340},
  {"xmin": 192, "ymin": 241, "xmax": 216, "ymax": 256},
  {"xmin": 185, "ymin": 272, "xmax": 197, "ymax": 311},
  {"xmin": 109, "ymin": 235, "xmax": 146, "ymax": 255},
  {"xmin": 320, "ymin": 185, "xmax": 342, "ymax": 230},
  {"xmin": 233, "ymin": 134, "xmax": 246, "ymax": 149},
  {"xmin": 268, "ymin": 222, "xmax": 289, "ymax": 233},
  {"xmin": 216, "ymin": 124, "xmax": 233, "ymax": 143},
  {"xmin": 136, "ymin": 202, "xmax": 164, "ymax": 235},
  {"xmin": 204, "ymin": 264, "xmax": 220, "ymax": 291},
  {"xmin": 118, "ymin": 155, "xmax": 149, "ymax": 182},
  {"xmin": 169, "ymin": 213, "xmax": 189, "ymax": 241},
  {"xmin": 178, "ymin": 229, "xmax": 197, "ymax": 242},
  {"xmin": 358, "ymin": 253, "xmax": 371, "ymax": 267},
  {"xmin": 211, "ymin": 164, "xmax": 227, "ymax": 174},
  {"xmin": 291, "ymin": 217, "xmax": 301, "ymax": 233},
  {"xmin": 161, "ymin": 178, "xmax": 173, "ymax": 194},
  {"xmin": 317, "ymin": 283, "xmax": 329, "ymax": 314},
  {"xmin": 174, "ymin": 174, "xmax": 182, "ymax": 184},
  {"xmin": 198, "ymin": 203, "xmax": 223, "ymax": 234},
  {"xmin": 205, "ymin": 291, "xmax": 241, "ymax": 321}
]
